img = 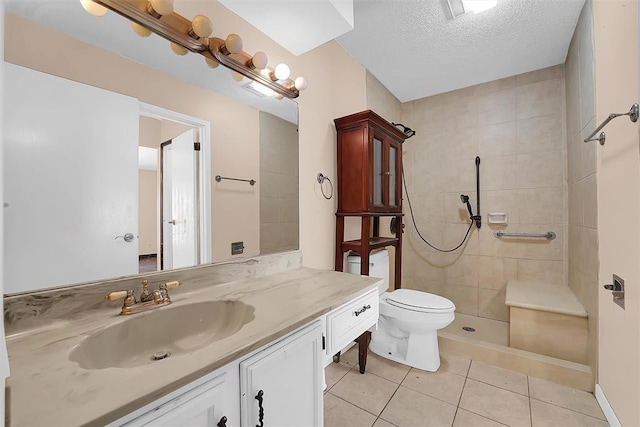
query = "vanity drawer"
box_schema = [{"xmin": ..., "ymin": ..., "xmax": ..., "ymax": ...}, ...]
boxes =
[{"xmin": 326, "ymin": 288, "xmax": 379, "ymax": 355}]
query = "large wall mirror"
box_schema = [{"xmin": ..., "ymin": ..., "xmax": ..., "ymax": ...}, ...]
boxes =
[{"xmin": 3, "ymin": 1, "xmax": 299, "ymax": 295}]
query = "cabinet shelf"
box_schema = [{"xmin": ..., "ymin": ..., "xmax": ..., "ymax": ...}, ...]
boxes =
[{"xmin": 341, "ymin": 237, "xmax": 399, "ymax": 253}]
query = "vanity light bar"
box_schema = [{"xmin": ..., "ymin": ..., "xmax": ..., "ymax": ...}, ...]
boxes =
[{"xmin": 91, "ymin": 0, "xmax": 302, "ymax": 98}]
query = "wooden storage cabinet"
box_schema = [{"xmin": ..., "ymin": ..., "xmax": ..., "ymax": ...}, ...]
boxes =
[
  {"xmin": 335, "ymin": 111, "xmax": 405, "ymax": 213},
  {"xmin": 334, "ymin": 110, "xmax": 408, "ymax": 287}
]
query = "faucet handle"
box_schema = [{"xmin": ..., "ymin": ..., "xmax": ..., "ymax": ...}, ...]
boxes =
[
  {"xmin": 105, "ymin": 290, "xmax": 131, "ymax": 301},
  {"xmin": 165, "ymin": 280, "xmax": 181, "ymax": 289}
]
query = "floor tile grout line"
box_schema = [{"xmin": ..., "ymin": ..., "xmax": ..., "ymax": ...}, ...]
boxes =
[
  {"xmin": 528, "ymin": 395, "xmax": 609, "ymax": 421},
  {"xmin": 527, "ymin": 375, "xmax": 533, "ymax": 425},
  {"xmin": 326, "ymin": 390, "xmax": 383, "ymax": 419},
  {"xmin": 466, "ymin": 376, "xmax": 530, "ymax": 397},
  {"xmin": 375, "ymin": 382, "xmax": 402, "ymax": 423},
  {"xmin": 451, "ymin": 361, "xmax": 472, "ymax": 426}
]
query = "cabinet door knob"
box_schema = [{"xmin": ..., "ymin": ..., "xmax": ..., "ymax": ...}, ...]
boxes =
[{"xmin": 217, "ymin": 416, "xmax": 227, "ymax": 427}]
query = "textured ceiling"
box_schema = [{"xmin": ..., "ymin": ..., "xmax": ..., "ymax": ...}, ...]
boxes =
[
  {"xmin": 337, "ymin": 0, "xmax": 586, "ymax": 102},
  {"xmin": 7, "ymin": 0, "xmax": 586, "ymax": 108}
]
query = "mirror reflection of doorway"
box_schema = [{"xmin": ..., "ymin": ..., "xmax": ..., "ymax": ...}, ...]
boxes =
[{"xmin": 137, "ymin": 108, "xmax": 208, "ymax": 273}]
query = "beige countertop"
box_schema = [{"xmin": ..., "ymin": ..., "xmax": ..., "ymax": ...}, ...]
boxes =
[{"xmin": 5, "ymin": 267, "xmax": 380, "ymax": 426}]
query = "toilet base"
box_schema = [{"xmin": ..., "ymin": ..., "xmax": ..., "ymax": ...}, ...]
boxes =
[{"xmin": 369, "ymin": 327, "xmax": 442, "ymax": 372}]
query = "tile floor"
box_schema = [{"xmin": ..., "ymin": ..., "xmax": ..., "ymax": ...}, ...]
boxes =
[{"xmin": 324, "ymin": 347, "xmax": 608, "ymax": 427}]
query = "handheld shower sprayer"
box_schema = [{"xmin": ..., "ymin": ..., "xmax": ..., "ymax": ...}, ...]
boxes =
[{"xmin": 460, "ymin": 194, "xmax": 474, "ymax": 219}]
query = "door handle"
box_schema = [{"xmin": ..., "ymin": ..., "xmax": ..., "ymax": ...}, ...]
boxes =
[
  {"xmin": 168, "ymin": 219, "xmax": 177, "ymax": 225},
  {"xmin": 114, "ymin": 233, "xmax": 135, "ymax": 243}
]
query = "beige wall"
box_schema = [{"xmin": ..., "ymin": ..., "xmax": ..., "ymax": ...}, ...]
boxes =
[
  {"xmin": 400, "ymin": 66, "xmax": 567, "ymax": 321},
  {"xmin": 259, "ymin": 111, "xmax": 299, "ymax": 254},
  {"xmin": 138, "ymin": 116, "xmax": 162, "ymax": 257},
  {"xmin": 593, "ymin": 0, "xmax": 640, "ymax": 424},
  {"xmin": 564, "ymin": 0, "xmax": 599, "ymax": 380}
]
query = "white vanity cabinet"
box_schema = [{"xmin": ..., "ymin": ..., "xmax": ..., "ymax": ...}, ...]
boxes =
[
  {"xmin": 115, "ymin": 370, "xmax": 233, "ymax": 427},
  {"xmin": 240, "ymin": 321, "xmax": 323, "ymax": 427},
  {"xmin": 109, "ymin": 287, "xmax": 377, "ymax": 427}
]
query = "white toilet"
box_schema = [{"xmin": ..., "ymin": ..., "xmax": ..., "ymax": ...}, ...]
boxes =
[{"xmin": 347, "ymin": 250, "xmax": 456, "ymax": 372}]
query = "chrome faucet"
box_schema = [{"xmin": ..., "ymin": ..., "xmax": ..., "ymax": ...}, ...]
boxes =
[{"xmin": 105, "ymin": 280, "xmax": 181, "ymax": 315}]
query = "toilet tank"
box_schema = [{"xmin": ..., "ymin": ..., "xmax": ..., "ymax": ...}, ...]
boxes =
[{"xmin": 346, "ymin": 249, "xmax": 389, "ymax": 294}]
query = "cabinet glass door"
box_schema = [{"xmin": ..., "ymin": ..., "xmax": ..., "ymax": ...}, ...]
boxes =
[
  {"xmin": 373, "ymin": 137, "xmax": 383, "ymax": 206},
  {"xmin": 389, "ymin": 144, "xmax": 397, "ymax": 207}
]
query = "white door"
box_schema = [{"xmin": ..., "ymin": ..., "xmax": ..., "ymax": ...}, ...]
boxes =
[
  {"xmin": 3, "ymin": 63, "xmax": 139, "ymax": 293},
  {"xmin": 162, "ymin": 129, "xmax": 197, "ymax": 270},
  {"xmin": 240, "ymin": 321, "xmax": 323, "ymax": 427}
]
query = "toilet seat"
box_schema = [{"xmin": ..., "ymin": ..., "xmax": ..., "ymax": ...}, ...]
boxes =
[{"xmin": 386, "ymin": 289, "xmax": 455, "ymax": 313}]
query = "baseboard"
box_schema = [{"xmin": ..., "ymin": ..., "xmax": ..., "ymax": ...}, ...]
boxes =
[{"xmin": 595, "ymin": 384, "xmax": 621, "ymax": 427}]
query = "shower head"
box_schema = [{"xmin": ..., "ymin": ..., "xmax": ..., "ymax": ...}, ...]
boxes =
[
  {"xmin": 391, "ymin": 122, "xmax": 416, "ymax": 139},
  {"xmin": 460, "ymin": 194, "xmax": 473, "ymax": 218}
]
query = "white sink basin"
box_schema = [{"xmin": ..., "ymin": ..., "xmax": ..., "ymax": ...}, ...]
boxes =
[{"xmin": 70, "ymin": 300, "xmax": 255, "ymax": 369}]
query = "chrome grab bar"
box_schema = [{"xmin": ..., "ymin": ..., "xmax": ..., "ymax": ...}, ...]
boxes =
[
  {"xmin": 493, "ymin": 231, "xmax": 556, "ymax": 240},
  {"xmin": 584, "ymin": 103, "xmax": 639, "ymax": 145}
]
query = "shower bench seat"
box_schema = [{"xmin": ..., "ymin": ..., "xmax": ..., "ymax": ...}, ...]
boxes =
[{"xmin": 505, "ymin": 280, "xmax": 588, "ymax": 364}]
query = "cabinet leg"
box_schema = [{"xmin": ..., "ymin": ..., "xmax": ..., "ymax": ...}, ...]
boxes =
[
  {"xmin": 333, "ymin": 352, "xmax": 341, "ymax": 363},
  {"xmin": 355, "ymin": 331, "xmax": 371, "ymax": 374}
]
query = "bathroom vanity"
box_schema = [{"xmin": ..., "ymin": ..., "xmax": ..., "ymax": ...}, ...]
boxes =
[{"xmin": 4, "ymin": 252, "xmax": 380, "ymax": 426}]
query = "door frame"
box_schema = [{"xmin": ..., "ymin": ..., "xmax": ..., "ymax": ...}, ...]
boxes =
[{"xmin": 139, "ymin": 102, "xmax": 212, "ymax": 266}]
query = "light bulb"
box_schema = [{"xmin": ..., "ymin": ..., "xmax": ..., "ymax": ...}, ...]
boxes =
[
  {"xmin": 248, "ymin": 51, "xmax": 268, "ymax": 70},
  {"xmin": 294, "ymin": 76, "xmax": 308, "ymax": 91},
  {"xmin": 131, "ymin": 22, "xmax": 152, "ymax": 37},
  {"xmin": 221, "ymin": 34, "xmax": 243, "ymax": 55},
  {"xmin": 191, "ymin": 14, "xmax": 213, "ymax": 39},
  {"xmin": 205, "ymin": 57, "xmax": 219, "ymax": 69},
  {"xmin": 80, "ymin": 0, "xmax": 107, "ymax": 16},
  {"xmin": 231, "ymin": 71, "xmax": 245, "ymax": 82},
  {"xmin": 148, "ymin": 0, "xmax": 174, "ymax": 17},
  {"xmin": 170, "ymin": 43, "xmax": 188, "ymax": 56},
  {"xmin": 273, "ymin": 63, "xmax": 290, "ymax": 81}
]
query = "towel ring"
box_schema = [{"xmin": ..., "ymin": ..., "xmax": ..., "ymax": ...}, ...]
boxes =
[{"xmin": 317, "ymin": 173, "xmax": 333, "ymax": 200}]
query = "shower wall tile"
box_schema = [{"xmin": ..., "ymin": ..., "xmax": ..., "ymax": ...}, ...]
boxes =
[
  {"xmin": 473, "ymin": 75, "xmax": 516, "ymax": 96},
  {"xmin": 580, "ymin": 228, "xmax": 598, "ymax": 284},
  {"xmin": 516, "ymin": 151, "xmax": 564, "ymax": 189},
  {"xmin": 568, "ymin": 183, "xmax": 583, "ymax": 226},
  {"xmin": 477, "ymin": 88, "xmax": 517, "ymax": 126},
  {"xmin": 402, "ymin": 64, "xmax": 567, "ymax": 324},
  {"xmin": 482, "ymin": 189, "xmax": 520, "ymax": 225},
  {"xmin": 444, "ymin": 192, "xmax": 477, "ymax": 224},
  {"xmin": 517, "ymin": 260, "xmax": 564, "ymax": 285},
  {"xmin": 478, "ymin": 122, "xmax": 517, "ymax": 157},
  {"xmin": 279, "ymin": 198, "xmax": 299, "ymax": 223},
  {"xmin": 517, "ymin": 188, "xmax": 564, "ymax": 224},
  {"xmin": 444, "ymin": 255, "xmax": 480, "ymax": 287},
  {"xmin": 582, "ymin": 174, "xmax": 598, "ymax": 229},
  {"xmin": 478, "ymin": 256, "xmax": 518, "ymax": 291},
  {"xmin": 515, "ymin": 64, "xmax": 564, "ymax": 86},
  {"xmin": 581, "ymin": 119, "xmax": 597, "ymax": 178},
  {"xmin": 444, "ymin": 284, "xmax": 479, "ymax": 316},
  {"xmin": 568, "ymin": 131, "xmax": 583, "ymax": 185},
  {"xmin": 516, "ymin": 224, "xmax": 564, "ymax": 261},
  {"xmin": 412, "ymin": 192, "xmax": 444, "ymax": 224},
  {"xmin": 481, "ymin": 155, "xmax": 518, "ymax": 190},
  {"xmin": 441, "ymin": 224, "xmax": 479, "ymax": 255},
  {"xmin": 516, "ymin": 78, "xmax": 563, "ymax": 120},
  {"xmin": 517, "ymin": 114, "xmax": 564, "ymax": 154},
  {"xmin": 478, "ymin": 289, "xmax": 510, "ymax": 321},
  {"xmin": 260, "ymin": 197, "xmax": 279, "ymax": 223}
]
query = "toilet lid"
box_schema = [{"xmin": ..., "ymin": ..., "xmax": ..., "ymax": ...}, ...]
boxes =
[{"xmin": 386, "ymin": 289, "xmax": 455, "ymax": 312}]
